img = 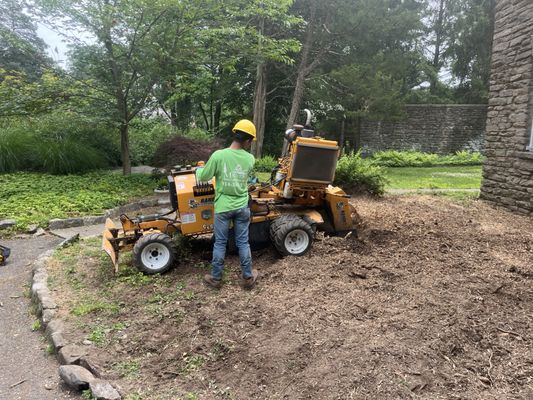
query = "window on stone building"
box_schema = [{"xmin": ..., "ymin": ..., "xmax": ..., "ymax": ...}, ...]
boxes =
[{"xmin": 529, "ymin": 118, "xmax": 533, "ymax": 151}]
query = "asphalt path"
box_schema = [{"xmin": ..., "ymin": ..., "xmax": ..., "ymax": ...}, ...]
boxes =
[{"xmin": 0, "ymin": 235, "xmax": 78, "ymax": 400}]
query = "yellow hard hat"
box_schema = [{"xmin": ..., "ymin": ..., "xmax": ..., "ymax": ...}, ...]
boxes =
[{"xmin": 232, "ymin": 119, "xmax": 257, "ymax": 140}]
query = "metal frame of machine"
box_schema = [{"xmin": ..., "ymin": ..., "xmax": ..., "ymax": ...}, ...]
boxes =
[{"xmin": 102, "ymin": 110, "xmax": 357, "ymax": 274}]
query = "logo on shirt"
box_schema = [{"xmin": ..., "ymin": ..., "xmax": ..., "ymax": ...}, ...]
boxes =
[{"xmin": 222, "ymin": 163, "xmax": 247, "ymax": 188}]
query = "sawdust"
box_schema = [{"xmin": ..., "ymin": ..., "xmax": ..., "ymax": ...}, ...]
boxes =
[{"xmin": 47, "ymin": 196, "xmax": 533, "ymax": 399}]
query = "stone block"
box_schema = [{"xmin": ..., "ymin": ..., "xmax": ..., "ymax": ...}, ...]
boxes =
[
  {"xmin": 89, "ymin": 379, "xmax": 121, "ymax": 400},
  {"xmin": 51, "ymin": 332, "xmax": 67, "ymax": 350},
  {"xmin": 0, "ymin": 219, "xmax": 16, "ymax": 229},
  {"xmin": 58, "ymin": 344, "xmax": 88, "ymax": 365},
  {"xmin": 58, "ymin": 365, "xmax": 95, "ymax": 391},
  {"xmin": 45, "ymin": 319, "xmax": 65, "ymax": 339}
]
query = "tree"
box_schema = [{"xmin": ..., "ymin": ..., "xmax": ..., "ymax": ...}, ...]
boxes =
[
  {"xmin": 309, "ymin": 0, "xmax": 425, "ymax": 149},
  {"xmin": 235, "ymin": 0, "xmax": 300, "ymax": 158},
  {"xmin": 449, "ymin": 0, "xmax": 494, "ymax": 103},
  {"xmin": 0, "ymin": 0, "xmax": 50, "ymax": 79},
  {"xmin": 37, "ymin": 0, "xmax": 217, "ymax": 174}
]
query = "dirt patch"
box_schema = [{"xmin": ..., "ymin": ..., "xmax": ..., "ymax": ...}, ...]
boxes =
[{"xmin": 46, "ymin": 196, "xmax": 533, "ymax": 399}]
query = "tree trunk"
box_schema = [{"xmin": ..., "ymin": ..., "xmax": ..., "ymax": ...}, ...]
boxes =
[
  {"xmin": 120, "ymin": 123, "xmax": 131, "ymax": 175},
  {"xmin": 199, "ymin": 103, "xmax": 210, "ymax": 131},
  {"xmin": 214, "ymin": 101, "xmax": 222, "ymax": 135},
  {"xmin": 251, "ymin": 62, "xmax": 267, "ymax": 158},
  {"xmin": 282, "ymin": 4, "xmax": 317, "ymax": 156},
  {"xmin": 430, "ymin": 0, "xmax": 446, "ymax": 94},
  {"xmin": 339, "ymin": 117, "xmax": 345, "ymax": 155}
]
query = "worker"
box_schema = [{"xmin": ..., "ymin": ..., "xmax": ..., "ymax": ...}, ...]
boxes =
[{"xmin": 196, "ymin": 119, "xmax": 258, "ymax": 289}]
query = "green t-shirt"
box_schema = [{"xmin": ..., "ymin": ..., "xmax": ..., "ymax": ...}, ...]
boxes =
[{"xmin": 196, "ymin": 148, "xmax": 255, "ymax": 214}]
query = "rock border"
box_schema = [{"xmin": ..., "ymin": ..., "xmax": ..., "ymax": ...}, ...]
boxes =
[
  {"xmin": 48, "ymin": 197, "xmax": 170, "ymax": 230},
  {"xmin": 31, "ymin": 234, "xmax": 122, "ymax": 400}
]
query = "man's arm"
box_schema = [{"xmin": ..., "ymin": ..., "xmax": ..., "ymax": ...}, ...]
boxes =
[{"xmin": 196, "ymin": 152, "xmax": 218, "ymax": 181}]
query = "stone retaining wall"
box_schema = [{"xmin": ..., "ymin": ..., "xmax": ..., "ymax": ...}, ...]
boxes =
[
  {"xmin": 480, "ymin": 0, "xmax": 533, "ymax": 216},
  {"xmin": 358, "ymin": 104, "xmax": 488, "ymax": 154}
]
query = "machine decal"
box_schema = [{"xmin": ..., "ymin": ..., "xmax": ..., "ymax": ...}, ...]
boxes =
[
  {"xmin": 176, "ymin": 182, "xmax": 186, "ymax": 190},
  {"xmin": 188, "ymin": 198, "xmax": 215, "ymax": 209},
  {"xmin": 181, "ymin": 213, "xmax": 196, "ymax": 224}
]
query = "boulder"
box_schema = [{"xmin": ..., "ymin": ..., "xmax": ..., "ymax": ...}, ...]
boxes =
[
  {"xmin": 58, "ymin": 345, "xmax": 87, "ymax": 365},
  {"xmin": 58, "ymin": 365, "xmax": 94, "ymax": 390},
  {"xmin": 89, "ymin": 379, "xmax": 121, "ymax": 400}
]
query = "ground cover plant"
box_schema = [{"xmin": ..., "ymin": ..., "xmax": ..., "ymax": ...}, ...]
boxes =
[
  {"xmin": 370, "ymin": 150, "xmax": 484, "ymax": 167},
  {"xmin": 46, "ymin": 196, "xmax": 533, "ymax": 399},
  {"xmin": 0, "ymin": 172, "xmax": 157, "ymax": 232}
]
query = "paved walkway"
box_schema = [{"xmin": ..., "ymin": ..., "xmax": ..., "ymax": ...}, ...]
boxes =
[{"xmin": 0, "ymin": 236, "xmax": 78, "ymax": 400}]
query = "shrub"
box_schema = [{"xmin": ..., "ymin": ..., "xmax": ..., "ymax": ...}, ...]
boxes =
[
  {"xmin": 254, "ymin": 155, "xmax": 278, "ymax": 172},
  {"xmin": 334, "ymin": 152, "xmax": 387, "ymax": 196},
  {"xmin": 0, "ymin": 129, "xmax": 31, "ymax": 172},
  {"xmin": 0, "ymin": 113, "xmax": 115, "ymax": 174},
  {"xmin": 129, "ymin": 122, "xmax": 175, "ymax": 166},
  {"xmin": 371, "ymin": 150, "xmax": 484, "ymax": 167},
  {"xmin": 152, "ymin": 136, "xmax": 222, "ymax": 168}
]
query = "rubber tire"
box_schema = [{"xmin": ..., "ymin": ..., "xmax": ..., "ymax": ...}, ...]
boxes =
[
  {"xmin": 133, "ymin": 233, "xmax": 177, "ymax": 274},
  {"xmin": 270, "ymin": 214, "xmax": 314, "ymax": 256}
]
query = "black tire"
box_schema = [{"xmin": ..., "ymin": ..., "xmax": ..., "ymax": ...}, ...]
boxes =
[
  {"xmin": 133, "ymin": 233, "xmax": 177, "ymax": 274},
  {"xmin": 270, "ymin": 214, "xmax": 314, "ymax": 256}
]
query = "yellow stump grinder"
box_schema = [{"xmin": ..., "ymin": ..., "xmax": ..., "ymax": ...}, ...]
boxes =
[{"xmin": 102, "ymin": 110, "xmax": 357, "ymax": 274}]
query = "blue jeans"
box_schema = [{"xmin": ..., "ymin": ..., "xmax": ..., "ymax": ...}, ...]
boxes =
[{"xmin": 212, "ymin": 206, "xmax": 252, "ymax": 280}]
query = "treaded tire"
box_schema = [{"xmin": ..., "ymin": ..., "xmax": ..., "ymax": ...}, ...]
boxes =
[
  {"xmin": 270, "ymin": 214, "xmax": 314, "ymax": 256},
  {"xmin": 133, "ymin": 233, "xmax": 177, "ymax": 274}
]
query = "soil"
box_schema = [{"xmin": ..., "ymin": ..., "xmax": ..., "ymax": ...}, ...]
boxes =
[{"xmin": 47, "ymin": 196, "xmax": 533, "ymax": 400}]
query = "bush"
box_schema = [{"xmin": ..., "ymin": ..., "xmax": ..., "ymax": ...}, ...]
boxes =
[
  {"xmin": 371, "ymin": 150, "xmax": 484, "ymax": 167},
  {"xmin": 0, "ymin": 113, "xmax": 116, "ymax": 174},
  {"xmin": 334, "ymin": 152, "xmax": 387, "ymax": 196},
  {"xmin": 254, "ymin": 155, "xmax": 278, "ymax": 172},
  {"xmin": 129, "ymin": 121, "xmax": 175, "ymax": 166},
  {"xmin": 152, "ymin": 135, "xmax": 222, "ymax": 168}
]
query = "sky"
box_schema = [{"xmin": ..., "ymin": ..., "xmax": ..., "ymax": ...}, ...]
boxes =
[{"xmin": 36, "ymin": 23, "xmax": 69, "ymax": 66}]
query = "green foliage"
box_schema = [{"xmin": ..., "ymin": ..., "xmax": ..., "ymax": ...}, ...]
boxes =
[
  {"xmin": 81, "ymin": 390, "xmax": 97, "ymax": 400},
  {"xmin": 87, "ymin": 326, "xmax": 106, "ymax": 345},
  {"xmin": 72, "ymin": 300, "xmax": 120, "ymax": 316},
  {"xmin": 0, "ymin": 2, "xmax": 50, "ymax": 79},
  {"xmin": 113, "ymin": 360, "xmax": 141, "ymax": 379},
  {"xmin": 334, "ymin": 152, "xmax": 387, "ymax": 196},
  {"xmin": 0, "ymin": 112, "xmax": 119, "ymax": 174},
  {"xmin": 31, "ymin": 319, "xmax": 42, "ymax": 331},
  {"xmin": 129, "ymin": 120, "xmax": 176, "ymax": 166},
  {"xmin": 371, "ymin": 150, "xmax": 484, "ymax": 167},
  {"xmin": 253, "ymin": 155, "xmax": 278, "ymax": 172},
  {"xmin": 0, "ymin": 172, "xmax": 156, "ymax": 231}
]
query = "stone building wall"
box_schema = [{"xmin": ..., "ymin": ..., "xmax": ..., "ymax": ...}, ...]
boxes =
[
  {"xmin": 359, "ymin": 104, "xmax": 487, "ymax": 154},
  {"xmin": 480, "ymin": 0, "xmax": 533, "ymax": 216}
]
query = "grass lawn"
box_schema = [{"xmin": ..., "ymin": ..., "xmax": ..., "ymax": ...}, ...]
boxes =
[
  {"xmin": 0, "ymin": 172, "xmax": 158, "ymax": 232},
  {"xmin": 257, "ymin": 166, "xmax": 482, "ymax": 193},
  {"xmin": 384, "ymin": 165, "xmax": 482, "ymax": 190}
]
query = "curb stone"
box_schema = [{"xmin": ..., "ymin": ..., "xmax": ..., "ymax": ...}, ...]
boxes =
[
  {"xmin": 31, "ymin": 234, "xmax": 122, "ymax": 400},
  {"xmin": 48, "ymin": 198, "xmax": 161, "ymax": 230}
]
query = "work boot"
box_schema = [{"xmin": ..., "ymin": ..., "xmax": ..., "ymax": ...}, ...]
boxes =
[
  {"xmin": 240, "ymin": 270, "xmax": 259, "ymax": 290},
  {"xmin": 204, "ymin": 274, "xmax": 222, "ymax": 289}
]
